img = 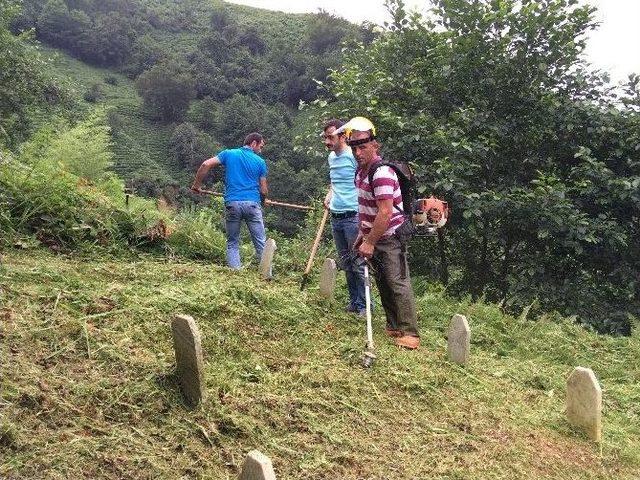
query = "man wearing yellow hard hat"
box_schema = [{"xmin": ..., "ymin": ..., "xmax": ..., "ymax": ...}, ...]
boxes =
[
  {"xmin": 322, "ymin": 119, "xmax": 367, "ymax": 316},
  {"xmin": 336, "ymin": 117, "xmax": 420, "ymax": 349}
]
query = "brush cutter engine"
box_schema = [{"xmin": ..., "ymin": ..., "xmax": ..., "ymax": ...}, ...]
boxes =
[{"xmin": 411, "ymin": 196, "xmax": 449, "ymax": 236}]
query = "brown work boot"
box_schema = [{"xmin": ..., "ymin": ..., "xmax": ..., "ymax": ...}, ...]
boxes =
[
  {"xmin": 395, "ymin": 335, "xmax": 420, "ymax": 350},
  {"xmin": 385, "ymin": 328, "xmax": 402, "ymax": 338}
]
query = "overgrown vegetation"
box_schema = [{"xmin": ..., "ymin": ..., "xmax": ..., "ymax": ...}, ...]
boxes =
[
  {"xmin": 7, "ymin": 0, "xmax": 371, "ymax": 228},
  {"xmin": 0, "ymin": 0, "xmax": 71, "ymax": 148},
  {"xmin": 3, "ymin": 0, "xmax": 639, "ymax": 332},
  {"xmin": 1, "ymin": 2, "xmax": 640, "ymax": 477}
]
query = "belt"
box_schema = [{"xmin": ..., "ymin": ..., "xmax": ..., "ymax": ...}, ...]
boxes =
[{"xmin": 331, "ymin": 210, "xmax": 358, "ymax": 219}]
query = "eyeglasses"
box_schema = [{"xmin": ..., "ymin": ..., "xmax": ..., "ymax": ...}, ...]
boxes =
[{"xmin": 323, "ymin": 132, "xmax": 344, "ymax": 140}]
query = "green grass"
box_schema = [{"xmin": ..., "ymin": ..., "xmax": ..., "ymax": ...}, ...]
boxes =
[{"xmin": 1, "ymin": 248, "xmax": 638, "ymax": 479}]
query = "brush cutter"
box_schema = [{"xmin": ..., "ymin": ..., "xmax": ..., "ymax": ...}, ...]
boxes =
[
  {"xmin": 362, "ymin": 261, "xmax": 376, "ymax": 368},
  {"xmin": 300, "ymin": 207, "xmax": 329, "ymax": 290},
  {"xmin": 412, "ymin": 196, "xmax": 449, "ymax": 236}
]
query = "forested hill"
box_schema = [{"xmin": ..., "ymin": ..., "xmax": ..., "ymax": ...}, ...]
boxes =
[{"xmin": 6, "ymin": 0, "xmax": 371, "ymax": 231}]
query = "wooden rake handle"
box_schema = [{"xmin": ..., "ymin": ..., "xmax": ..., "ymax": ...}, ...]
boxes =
[
  {"xmin": 198, "ymin": 189, "xmax": 313, "ymax": 211},
  {"xmin": 303, "ymin": 207, "xmax": 329, "ymax": 276}
]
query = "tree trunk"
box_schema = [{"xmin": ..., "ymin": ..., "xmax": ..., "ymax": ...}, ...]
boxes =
[{"xmin": 437, "ymin": 228, "xmax": 449, "ymax": 285}]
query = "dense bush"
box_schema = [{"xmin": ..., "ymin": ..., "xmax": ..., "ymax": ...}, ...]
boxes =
[
  {"xmin": 0, "ymin": 0, "xmax": 70, "ymax": 149},
  {"xmin": 0, "ymin": 107, "xmax": 167, "ymax": 250},
  {"xmin": 0, "ymin": 152, "xmax": 138, "ymax": 249},
  {"xmin": 104, "ymin": 74, "xmax": 118, "ymax": 86},
  {"xmin": 169, "ymin": 123, "xmax": 219, "ymax": 170},
  {"xmin": 314, "ymin": 0, "xmax": 640, "ymax": 333},
  {"xmin": 135, "ymin": 61, "xmax": 195, "ymax": 122},
  {"xmin": 83, "ymin": 83, "xmax": 103, "ymax": 103},
  {"xmin": 165, "ymin": 206, "xmax": 226, "ymax": 262}
]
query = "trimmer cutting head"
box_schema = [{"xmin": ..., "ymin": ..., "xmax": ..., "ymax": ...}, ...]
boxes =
[{"xmin": 362, "ymin": 349, "xmax": 376, "ymax": 368}]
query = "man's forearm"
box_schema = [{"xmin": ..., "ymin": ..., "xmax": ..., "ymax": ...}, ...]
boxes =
[
  {"xmin": 259, "ymin": 178, "xmax": 268, "ymax": 197},
  {"xmin": 192, "ymin": 163, "xmax": 212, "ymax": 189},
  {"xmin": 366, "ymin": 210, "xmax": 392, "ymax": 245}
]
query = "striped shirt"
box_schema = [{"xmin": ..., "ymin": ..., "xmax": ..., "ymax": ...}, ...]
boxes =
[{"xmin": 355, "ymin": 163, "xmax": 405, "ymax": 237}]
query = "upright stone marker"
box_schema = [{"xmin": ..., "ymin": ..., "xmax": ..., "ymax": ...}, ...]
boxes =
[
  {"xmin": 260, "ymin": 238, "xmax": 276, "ymax": 280},
  {"xmin": 239, "ymin": 450, "xmax": 276, "ymax": 480},
  {"xmin": 319, "ymin": 258, "xmax": 337, "ymax": 299},
  {"xmin": 447, "ymin": 314, "xmax": 470, "ymax": 365},
  {"xmin": 171, "ymin": 314, "xmax": 205, "ymax": 408},
  {"xmin": 566, "ymin": 367, "xmax": 602, "ymax": 441}
]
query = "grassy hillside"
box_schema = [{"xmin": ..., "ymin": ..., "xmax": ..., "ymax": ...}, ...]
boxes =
[
  {"xmin": 44, "ymin": 47, "xmax": 186, "ymax": 185},
  {"xmin": 20, "ymin": 0, "xmax": 360, "ymax": 207},
  {"xmin": 1, "ymin": 248, "xmax": 638, "ymax": 479}
]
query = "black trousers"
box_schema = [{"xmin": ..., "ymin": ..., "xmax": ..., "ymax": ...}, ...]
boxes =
[{"xmin": 371, "ymin": 235, "xmax": 419, "ymax": 337}]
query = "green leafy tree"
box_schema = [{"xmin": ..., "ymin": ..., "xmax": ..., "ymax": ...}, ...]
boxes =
[
  {"xmin": 318, "ymin": 0, "xmax": 640, "ymax": 332},
  {"xmin": 88, "ymin": 11, "xmax": 138, "ymax": 66},
  {"xmin": 0, "ymin": 0, "xmax": 68, "ymax": 148},
  {"xmin": 169, "ymin": 122, "xmax": 218, "ymax": 170},
  {"xmin": 124, "ymin": 33, "xmax": 166, "ymax": 76},
  {"xmin": 36, "ymin": 0, "xmax": 73, "ymax": 47},
  {"xmin": 211, "ymin": 94, "xmax": 262, "ymax": 146},
  {"xmin": 136, "ymin": 61, "xmax": 196, "ymax": 122},
  {"xmin": 305, "ymin": 9, "xmax": 353, "ymax": 55}
]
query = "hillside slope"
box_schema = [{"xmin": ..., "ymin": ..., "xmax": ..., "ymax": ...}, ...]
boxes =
[
  {"xmin": 45, "ymin": 47, "xmax": 187, "ymax": 185},
  {"xmin": 1, "ymin": 249, "xmax": 638, "ymax": 479}
]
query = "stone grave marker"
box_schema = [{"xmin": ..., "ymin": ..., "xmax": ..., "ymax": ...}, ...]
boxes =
[
  {"xmin": 171, "ymin": 314, "xmax": 205, "ymax": 408},
  {"xmin": 319, "ymin": 258, "xmax": 337, "ymax": 299},
  {"xmin": 260, "ymin": 238, "xmax": 276, "ymax": 280},
  {"xmin": 566, "ymin": 367, "xmax": 602, "ymax": 441},
  {"xmin": 239, "ymin": 450, "xmax": 276, "ymax": 480},
  {"xmin": 447, "ymin": 314, "xmax": 470, "ymax": 365}
]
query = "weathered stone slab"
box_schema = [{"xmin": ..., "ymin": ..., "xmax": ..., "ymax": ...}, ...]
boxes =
[
  {"xmin": 171, "ymin": 314, "xmax": 205, "ymax": 408},
  {"xmin": 239, "ymin": 450, "xmax": 276, "ymax": 480},
  {"xmin": 259, "ymin": 238, "xmax": 276, "ymax": 280},
  {"xmin": 566, "ymin": 367, "xmax": 602, "ymax": 441},
  {"xmin": 447, "ymin": 314, "xmax": 470, "ymax": 365},
  {"xmin": 319, "ymin": 258, "xmax": 337, "ymax": 299}
]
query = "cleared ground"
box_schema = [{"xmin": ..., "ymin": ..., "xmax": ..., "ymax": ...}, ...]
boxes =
[{"xmin": 1, "ymin": 249, "xmax": 638, "ymax": 479}]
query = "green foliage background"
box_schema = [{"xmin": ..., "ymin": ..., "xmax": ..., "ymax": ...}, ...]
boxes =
[
  {"xmin": 309, "ymin": 0, "xmax": 640, "ymax": 333},
  {"xmin": 7, "ymin": 0, "xmax": 371, "ymax": 232},
  {"xmin": 1, "ymin": 0, "xmax": 639, "ymax": 333}
]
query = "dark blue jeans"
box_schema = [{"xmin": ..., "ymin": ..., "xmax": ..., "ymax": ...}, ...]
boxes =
[
  {"xmin": 331, "ymin": 215, "xmax": 366, "ymax": 311},
  {"xmin": 225, "ymin": 201, "xmax": 266, "ymax": 269}
]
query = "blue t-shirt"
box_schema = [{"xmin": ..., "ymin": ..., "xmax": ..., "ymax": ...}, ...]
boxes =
[
  {"xmin": 218, "ymin": 146, "xmax": 267, "ymax": 203},
  {"xmin": 328, "ymin": 147, "xmax": 358, "ymax": 213}
]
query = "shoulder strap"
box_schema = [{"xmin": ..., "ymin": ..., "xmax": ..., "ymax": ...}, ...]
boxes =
[
  {"xmin": 367, "ymin": 161, "xmax": 403, "ymax": 214},
  {"xmin": 366, "ymin": 161, "xmax": 383, "ymax": 188}
]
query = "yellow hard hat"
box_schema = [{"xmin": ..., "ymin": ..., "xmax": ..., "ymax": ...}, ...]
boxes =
[{"xmin": 335, "ymin": 116, "xmax": 376, "ymax": 139}]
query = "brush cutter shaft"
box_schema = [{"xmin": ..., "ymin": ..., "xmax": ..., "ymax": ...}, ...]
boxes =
[{"xmin": 364, "ymin": 264, "xmax": 374, "ymax": 350}]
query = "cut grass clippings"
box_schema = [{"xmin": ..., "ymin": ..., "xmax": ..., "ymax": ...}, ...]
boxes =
[{"xmin": 1, "ymin": 249, "xmax": 639, "ymax": 479}]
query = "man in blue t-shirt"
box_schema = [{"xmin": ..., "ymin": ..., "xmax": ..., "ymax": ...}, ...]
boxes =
[
  {"xmin": 191, "ymin": 133, "xmax": 268, "ymax": 269},
  {"xmin": 322, "ymin": 119, "xmax": 366, "ymax": 315}
]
